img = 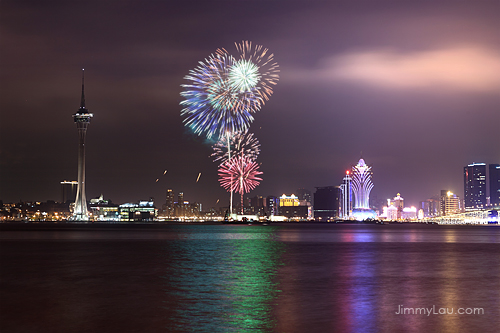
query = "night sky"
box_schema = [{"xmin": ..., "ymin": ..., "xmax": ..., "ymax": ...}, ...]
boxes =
[{"xmin": 1, "ymin": 1, "xmax": 499, "ymax": 209}]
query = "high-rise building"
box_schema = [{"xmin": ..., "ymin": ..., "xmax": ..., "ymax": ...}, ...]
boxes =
[
  {"xmin": 351, "ymin": 159, "xmax": 373, "ymax": 209},
  {"xmin": 489, "ymin": 164, "xmax": 500, "ymax": 207},
  {"xmin": 351, "ymin": 158, "xmax": 376, "ymax": 220},
  {"xmin": 266, "ymin": 196, "xmax": 279, "ymax": 216},
  {"xmin": 165, "ymin": 189, "xmax": 175, "ymax": 216},
  {"xmin": 464, "ymin": 163, "xmax": 486, "ymax": 210},
  {"xmin": 72, "ymin": 70, "xmax": 93, "ymax": 220},
  {"xmin": 313, "ymin": 186, "xmax": 340, "ymax": 220},
  {"xmin": 340, "ymin": 170, "xmax": 352, "ymax": 218}
]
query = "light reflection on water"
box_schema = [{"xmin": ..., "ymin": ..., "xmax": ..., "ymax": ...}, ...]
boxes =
[
  {"xmin": 1, "ymin": 224, "xmax": 499, "ymax": 332},
  {"xmin": 160, "ymin": 226, "xmax": 284, "ymax": 332}
]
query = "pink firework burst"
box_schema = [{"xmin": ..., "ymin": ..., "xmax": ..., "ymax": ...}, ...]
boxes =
[{"xmin": 218, "ymin": 154, "xmax": 263, "ymax": 214}]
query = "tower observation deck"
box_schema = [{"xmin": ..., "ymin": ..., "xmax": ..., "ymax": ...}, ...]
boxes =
[{"xmin": 72, "ymin": 69, "xmax": 93, "ymax": 220}]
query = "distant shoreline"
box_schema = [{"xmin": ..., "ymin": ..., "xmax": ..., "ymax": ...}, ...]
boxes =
[{"xmin": 1, "ymin": 221, "xmax": 496, "ymax": 232}]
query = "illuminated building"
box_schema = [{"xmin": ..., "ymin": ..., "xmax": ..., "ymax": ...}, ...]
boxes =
[
  {"xmin": 279, "ymin": 194, "xmax": 300, "ymax": 207},
  {"xmin": 490, "ymin": 164, "xmax": 500, "ymax": 207},
  {"xmin": 340, "ymin": 170, "xmax": 352, "ymax": 218},
  {"xmin": 88, "ymin": 195, "xmax": 119, "ymax": 221},
  {"xmin": 464, "ymin": 163, "xmax": 486, "ymax": 210},
  {"xmin": 351, "ymin": 159, "xmax": 376, "ymax": 220},
  {"xmin": 386, "ymin": 205, "xmax": 398, "ymax": 220},
  {"xmin": 60, "ymin": 180, "xmax": 78, "ymax": 204},
  {"xmin": 390, "ymin": 193, "xmax": 404, "ymax": 219},
  {"xmin": 401, "ymin": 207, "xmax": 417, "ymax": 220},
  {"xmin": 72, "ymin": 70, "xmax": 93, "ymax": 220},
  {"xmin": 313, "ymin": 186, "xmax": 340, "ymax": 220},
  {"xmin": 440, "ymin": 190, "xmax": 460, "ymax": 216},
  {"xmin": 119, "ymin": 199, "xmax": 157, "ymax": 221},
  {"xmin": 278, "ymin": 194, "xmax": 311, "ymax": 219},
  {"xmin": 165, "ymin": 189, "xmax": 175, "ymax": 216},
  {"xmin": 351, "ymin": 159, "xmax": 373, "ymax": 209},
  {"xmin": 266, "ymin": 196, "xmax": 279, "ymax": 216}
]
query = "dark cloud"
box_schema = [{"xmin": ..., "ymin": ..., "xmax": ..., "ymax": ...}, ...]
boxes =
[{"xmin": 1, "ymin": 0, "xmax": 499, "ymax": 208}]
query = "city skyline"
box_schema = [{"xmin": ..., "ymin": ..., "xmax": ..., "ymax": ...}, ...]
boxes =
[{"xmin": 1, "ymin": 1, "xmax": 499, "ymax": 209}]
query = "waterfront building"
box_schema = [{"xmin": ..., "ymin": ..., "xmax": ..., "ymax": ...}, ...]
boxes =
[
  {"xmin": 464, "ymin": 163, "xmax": 486, "ymax": 210},
  {"xmin": 279, "ymin": 194, "xmax": 300, "ymax": 207},
  {"xmin": 490, "ymin": 164, "xmax": 500, "ymax": 207},
  {"xmin": 279, "ymin": 193, "xmax": 311, "ymax": 219},
  {"xmin": 390, "ymin": 193, "xmax": 404, "ymax": 220},
  {"xmin": 340, "ymin": 170, "xmax": 352, "ymax": 218},
  {"xmin": 119, "ymin": 199, "xmax": 157, "ymax": 221},
  {"xmin": 440, "ymin": 190, "xmax": 461, "ymax": 216},
  {"xmin": 351, "ymin": 158, "xmax": 376, "ymax": 220},
  {"xmin": 72, "ymin": 70, "xmax": 93, "ymax": 220},
  {"xmin": 313, "ymin": 186, "xmax": 340, "ymax": 220},
  {"xmin": 88, "ymin": 195, "xmax": 119, "ymax": 221}
]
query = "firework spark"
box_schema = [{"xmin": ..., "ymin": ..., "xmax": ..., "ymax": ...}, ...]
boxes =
[
  {"xmin": 211, "ymin": 131, "xmax": 261, "ymax": 163},
  {"xmin": 218, "ymin": 155, "xmax": 262, "ymax": 213}
]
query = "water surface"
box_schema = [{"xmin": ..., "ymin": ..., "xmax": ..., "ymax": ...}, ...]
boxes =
[{"xmin": 1, "ymin": 223, "xmax": 499, "ymax": 332}]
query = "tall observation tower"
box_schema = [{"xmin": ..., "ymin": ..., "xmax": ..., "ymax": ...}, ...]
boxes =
[{"xmin": 72, "ymin": 69, "xmax": 93, "ymax": 220}]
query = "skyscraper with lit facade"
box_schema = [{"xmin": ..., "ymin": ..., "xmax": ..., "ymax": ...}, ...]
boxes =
[
  {"xmin": 351, "ymin": 158, "xmax": 376, "ymax": 220},
  {"xmin": 72, "ymin": 70, "xmax": 93, "ymax": 220},
  {"xmin": 165, "ymin": 189, "xmax": 175, "ymax": 216},
  {"xmin": 340, "ymin": 170, "xmax": 352, "ymax": 218},
  {"xmin": 490, "ymin": 164, "xmax": 500, "ymax": 207},
  {"xmin": 464, "ymin": 163, "xmax": 486, "ymax": 210}
]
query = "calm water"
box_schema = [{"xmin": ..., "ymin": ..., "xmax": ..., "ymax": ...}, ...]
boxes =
[{"xmin": 1, "ymin": 223, "xmax": 499, "ymax": 332}]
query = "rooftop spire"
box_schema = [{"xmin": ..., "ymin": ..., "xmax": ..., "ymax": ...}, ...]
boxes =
[{"xmin": 80, "ymin": 69, "xmax": 86, "ymax": 109}]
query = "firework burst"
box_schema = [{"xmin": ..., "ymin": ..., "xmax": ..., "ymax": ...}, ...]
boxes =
[
  {"xmin": 180, "ymin": 49, "xmax": 261, "ymax": 140},
  {"xmin": 218, "ymin": 154, "xmax": 262, "ymax": 213},
  {"xmin": 233, "ymin": 40, "xmax": 280, "ymax": 103},
  {"xmin": 211, "ymin": 131, "xmax": 261, "ymax": 164}
]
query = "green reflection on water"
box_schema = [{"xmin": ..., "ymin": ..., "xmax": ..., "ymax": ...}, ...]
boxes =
[{"xmin": 162, "ymin": 226, "xmax": 285, "ymax": 332}]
